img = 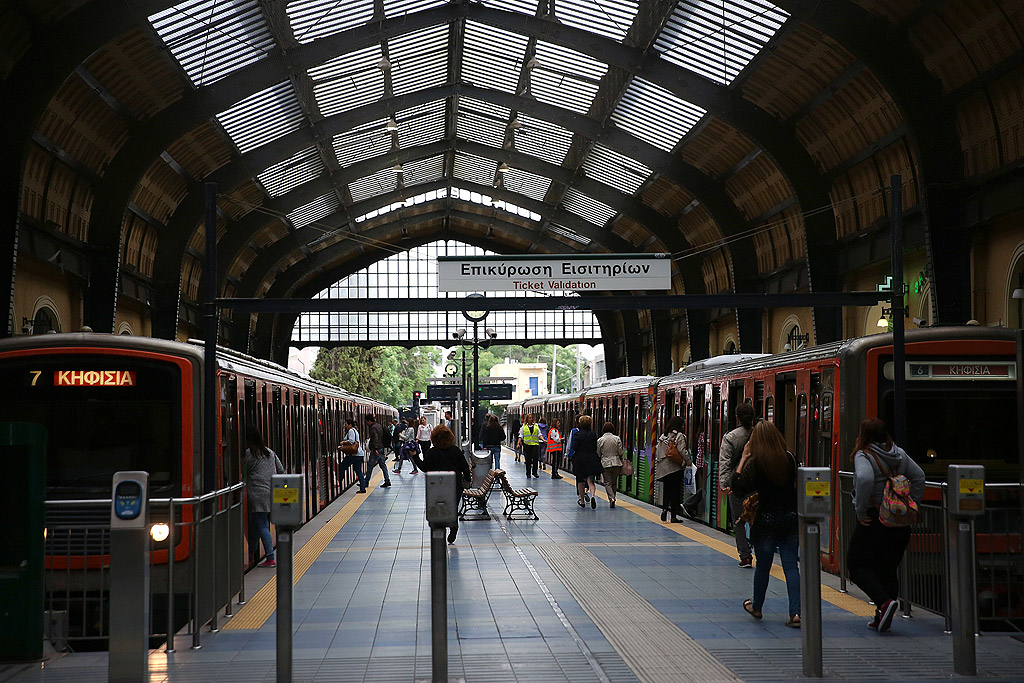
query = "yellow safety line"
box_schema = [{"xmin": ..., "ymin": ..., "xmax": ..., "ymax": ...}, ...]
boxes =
[
  {"xmin": 224, "ymin": 471, "xmax": 382, "ymax": 629},
  {"xmin": 556, "ymin": 471, "xmax": 874, "ymax": 617}
]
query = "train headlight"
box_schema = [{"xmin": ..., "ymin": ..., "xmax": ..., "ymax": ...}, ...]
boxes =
[{"xmin": 150, "ymin": 523, "xmax": 170, "ymax": 542}]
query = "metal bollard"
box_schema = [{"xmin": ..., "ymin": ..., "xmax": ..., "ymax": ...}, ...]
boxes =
[
  {"xmin": 425, "ymin": 472, "xmax": 457, "ymax": 683},
  {"xmin": 272, "ymin": 474, "xmax": 305, "ymax": 683},
  {"xmin": 109, "ymin": 472, "xmax": 150, "ymax": 683},
  {"xmin": 947, "ymin": 465, "xmax": 984, "ymax": 676},
  {"xmin": 797, "ymin": 467, "xmax": 831, "ymax": 678}
]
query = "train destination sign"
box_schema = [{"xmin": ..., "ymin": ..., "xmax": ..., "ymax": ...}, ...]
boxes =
[
  {"xmin": 49, "ymin": 370, "xmax": 137, "ymax": 387},
  {"xmin": 436, "ymin": 254, "xmax": 671, "ymax": 292},
  {"xmin": 887, "ymin": 361, "xmax": 1015, "ymax": 380}
]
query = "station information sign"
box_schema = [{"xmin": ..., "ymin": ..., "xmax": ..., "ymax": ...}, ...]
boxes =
[
  {"xmin": 436, "ymin": 253, "xmax": 671, "ymax": 292},
  {"xmin": 885, "ymin": 361, "xmax": 1016, "ymax": 381}
]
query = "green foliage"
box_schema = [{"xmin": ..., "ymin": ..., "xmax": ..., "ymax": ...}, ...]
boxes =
[{"xmin": 311, "ymin": 346, "xmax": 440, "ymax": 408}]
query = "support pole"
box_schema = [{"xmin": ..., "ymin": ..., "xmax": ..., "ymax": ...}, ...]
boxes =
[
  {"xmin": 890, "ymin": 175, "xmax": 907, "ymax": 447},
  {"xmin": 949, "ymin": 515, "xmax": 977, "ymax": 675},
  {"xmin": 430, "ymin": 525, "xmax": 448, "ymax": 683},
  {"xmin": 203, "ymin": 182, "xmax": 218, "ymax": 492},
  {"xmin": 276, "ymin": 530, "xmax": 294, "ymax": 683},
  {"xmin": 800, "ymin": 520, "xmax": 823, "ymax": 677},
  {"xmin": 472, "ymin": 321, "xmax": 480, "ymax": 447}
]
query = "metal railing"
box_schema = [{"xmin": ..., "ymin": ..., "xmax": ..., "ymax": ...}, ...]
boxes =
[
  {"xmin": 837, "ymin": 472, "xmax": 1023, "ymax": 632},
  {"xmin": 43, "ymin": 482, "xmax": 245, "ymax": 651}
]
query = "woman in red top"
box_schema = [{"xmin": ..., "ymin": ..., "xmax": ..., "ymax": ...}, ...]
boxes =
[{"xmin": 546, "ymin": 418, "xmax": 564, "ymax": 480}]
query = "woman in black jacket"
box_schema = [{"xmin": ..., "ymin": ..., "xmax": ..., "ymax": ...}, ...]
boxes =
[
  {"xmin": 409, "ymin": 424, "xmax": 472, "ymax": 544},
  {"xmin": 571, "ymin": 416, "xmax": 603, "ymax": 509},
  {"xmin": 733, "ymin": 420, "xmax": 801, "ymax": 627},
  {"xmin": 480, "ymin": 415, "xmax": 506, "ymax": 470}
]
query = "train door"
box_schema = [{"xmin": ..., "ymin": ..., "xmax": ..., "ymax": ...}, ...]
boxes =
[
  {"xmin": 625, "ymin": 393, "xmax": 637, "ymax": 496},
  {"xmin": 221, "ymin": 377, "xmax": 240, "ymax": 487},
  {"xmin": 810, "ymin": 369, "xmax": 835, "ymax": 469},
  {"xmin": 774, "ymin": 372, "xmax": 798, "ymax": 453},
  {"xmin": 754, "ymin": 380, "xmax": 765, "ymax": 419},
  {"xmin": 638, "ymin": 391, "xmax": 653, "ymax": 502},
  {"xmin": 794, "ymin": 370, "xmax": 810, "ymax": 465},
  {"xmin": 710, "ymin": 384, "xmax": 723, "ymax": 529}
]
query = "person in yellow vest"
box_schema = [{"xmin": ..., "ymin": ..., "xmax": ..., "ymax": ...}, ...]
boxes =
[{"xmin": 517, "ymin": 413, "xmax": 542, "ymax": 477}]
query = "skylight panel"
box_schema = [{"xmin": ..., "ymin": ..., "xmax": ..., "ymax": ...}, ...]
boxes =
[
  {"xmin": 397, "ymin": 100, "xmax": 447, "ymax": 148},
  {"xmin": 483, "ymin": 0, "xmax": 540, "ymax": 14},
  {"xmin": 332, "ymin": 118, "xmax": 389, "ymax": 167},
  {"xmin": 287, "ymin": 0, "xmax": 374, "ymax": 44},
  {"xmin": 389, "ymin": 24, "xmax": 449, "ymax": 96},
  {"xmin": 454, "ymin": 152, "xmax": 498, "ymax": 186},
  {"xmin": 503, "ymin": 167, "xmax": 551, "ymax": 202},
  {"xmin": 582, "ymin": 144, "xmax": 652, "ymax": 194},
  {"xmin": 308, "ymin": 44, "xmax": 385, "ymax": 117},
  {"xmin": 610, "ymin": 78, "xmax": 706, "ymax": 151},
  {"xmin": 216, "ymin": 82, "xmax": 305, "ymax": 153},
  {"xmin": 257, "ymin": 147, "xmax": 324, "ymax": 197},
  {"xmin": 288, "ymin": 193, "xmax": 340, "ymax": 228},
  {"xmin": 149, "ymin": 0, "xmax": 274, "ymax": 87},
  {"xmin": 463, "ymin": 21, "xmax": 529, "ymax": 94},
  {"xmin": 654, "ymin": 0, "xmax": 788, "ymax": 86},
  {"xmin": 403, "ymin": 155, "xmax": 445, "ymax": 186},
  {"xmin": 550, "ymin": 223, "xmax": 592, "ymax": 245},
  {"xmin": 562, "ymin": 188, "xmax": 616, "ymax": 225},
  {"xmin": 349, "ymin": 168, "xmax": 399, "ymax": 203},
  {"xmin": 556, "ymin": 0, "xmax": 640, "ymax": 42},
  {"xmin": 530, "ymin": 42, "xmax": 609, "ymax": 114},
  {"xmin": 383, "ymin": 0, "xmax": 448, "ymax": 17},
  {"xmin": 493, "ymin": 199, "xmax": 541, "ymax": 222},
  {"xmin": 457, "ymin": 98, "xmax": 511, "ymax": 149},
  {"xmin": 514, "ymin": 114, "xmax": 573, "ymax": 165}
]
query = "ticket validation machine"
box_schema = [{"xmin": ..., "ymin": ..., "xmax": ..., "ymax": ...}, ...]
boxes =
[
  {"xmin": 425, "ymin": 472, "xmax": 457, "ymax": 683},
  {"xmin": 948, "ymin": 465, "xmax": 984, "ymax": 676},
  {"xmin": 109, "ymin": 471, "xmax": 149, "ymax": 683},
  {"xmin": 271, "ymin": 474, "xmax": 303, "ymax": 683},
  {"xmin": 797, "ymin": 467, "xmax": 831, "ymax": 678}
]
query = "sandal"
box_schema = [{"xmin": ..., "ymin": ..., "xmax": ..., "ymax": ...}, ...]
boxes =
[
  {"xmin": 785, "ymin": 615, "xmax": 801, "ymax": 628},
  {"xmin": 743, "ymin": 599, "xmax": 762, "ymax": 620}
]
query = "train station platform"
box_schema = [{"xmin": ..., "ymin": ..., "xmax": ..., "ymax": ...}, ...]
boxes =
[{"xmin": 5, "ymin": 451, "xmax": 1024, "ymax": 683}]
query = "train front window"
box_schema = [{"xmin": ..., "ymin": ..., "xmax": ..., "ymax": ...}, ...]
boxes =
[
  {"xmin": 0, "ymin": 356, "xmax": 182, "ymax": 495},
  {"xmin": 883, "ymin": 388, "xmax": 1018, "ymax": 480}
]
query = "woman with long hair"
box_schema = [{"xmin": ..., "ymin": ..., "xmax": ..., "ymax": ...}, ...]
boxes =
[
  {"xmin": 393, "ymin": 417, "xmax": 420, "ymax": 474},
  {"xmin": 416, "ymin": 416, "xmax": 432, "ymax": 456},
  {"xmin": 481, "ymin": 414, "xmax": 506, "ymax": 470},
  {"xmin": 848, "ymin": 418, "xmax": 925, "ymax": 632},
  {"xmin": 409, "ymin": 424, "xmax": 472, "ymax": 544},
  {"xmin": 597, "ymin": 422, "xmax": 624, "ymax": 508},
  {"xmin": 654, "ymin": 416, "xmax": 689, "ymax": 522},
  {"xmin": 733, "ymin": 420, "xmax": 800, "ymax": 627},
  {"xmin": 571, "ymin": 416, "xmax": 603, "ymax": 508},
  {"xmin": 243, "ymin": 425, "xmax": 285, "ymax": 568}
]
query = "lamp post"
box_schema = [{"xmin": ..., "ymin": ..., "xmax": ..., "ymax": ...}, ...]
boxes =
[{"xmin": 460, "ymin": 294, "xmax": 492, "ymax": 453}]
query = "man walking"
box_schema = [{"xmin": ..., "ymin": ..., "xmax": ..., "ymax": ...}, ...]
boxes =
[
  {"xmin": 365, "ymin": 415, "xmax": 392, "ymax": 488},
  {"xmin": 341, "ymin": 417, "xmax": 369, "ymax": 493},
  {"xmin": 719, "ymin": 402, "xmax": 755, "ymax": 567},
  {"xmin": 517, "ymin": 413, "xmax": 542, "ymax": 477}
]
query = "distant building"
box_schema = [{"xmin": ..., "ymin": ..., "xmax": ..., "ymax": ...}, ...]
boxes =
[
  {"xmin": 590, "ymin": 353, "xmax": 607, "ymax": 385},
  {"xmin": 488, "ymin": 362, "xmax": 548, "ymax": 405}
]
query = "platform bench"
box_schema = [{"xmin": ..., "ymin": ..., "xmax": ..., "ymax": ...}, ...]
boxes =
[
  {"xmin": 496, "ymin": 472, "xmax": 539, "ymax": 520},
  {"xmin": 459, "ymin": 469, "xmax": 498, "ymax": 520}
]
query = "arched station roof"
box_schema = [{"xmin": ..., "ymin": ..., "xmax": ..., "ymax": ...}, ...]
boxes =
[{"xmin": 3, "ymin": 0, "xmax": 1023, "ymax": 369}]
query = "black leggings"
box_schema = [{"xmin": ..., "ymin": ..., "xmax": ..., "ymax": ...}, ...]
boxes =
[
  {"xmin": 523, "ymin": 445, "xmax": 539, "ymax": 475},
  {"xmin": 847, "ymin": 510, "xmax": 911, "ymax": 605},
  {"xmin": 660, "ymin": 469, "xmax": 684, "ymax": 515}
]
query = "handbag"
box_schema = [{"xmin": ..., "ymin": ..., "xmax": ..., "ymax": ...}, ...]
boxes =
[
  {"xmin": 340, "ymin": 441, "xmax": 358, "ymax": 455},
  {"xmin": 620, "ymin": 457, "xmax": 635, "ymax": 477},
  {"xmin": 739, "ymin": 492, "xmax": 760, "ymax": 525}
]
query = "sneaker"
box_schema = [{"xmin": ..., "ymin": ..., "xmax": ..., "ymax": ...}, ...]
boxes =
[
  {"xmin": 591, "ymin": 497, "xmax": 597, "ymax": 509},
  {"xmin": 877, "ymin": 599, "xmax": 898, "ymax": 632},
  {"xmin": 258, "ymin": 558, "xmax": 276, "ymax": 568},
  {"xmin": 392, "ymin": 468, "xmax": 401, "ymax": 474},
  {"xmin": 867, "ymin": 609, "xmax": 881, "ymax": 630},
  {"xmin": 551, "ymin": 474, "xmax": 562, "ymax": 480},
  {"xmin": 738, "ymin": 557, "xmax": 753, "ymax": 569},
  {"xmin": 411, "ymin": 470, "xmax": 419, "ymax": 474},
  {"xmin": 381, "ymin": 482, "xmax": 391, "ymax": 487},
  {"xmin": 357, "ymin": 488, "xmax": 367, "ymax": 494},
  {"xmin": 609, "ymin": 500, "xmax": 615, "ymax": 509},
  {"xmin": 447, "ymin": 528, "xmax": 458, "ymax": 544}
]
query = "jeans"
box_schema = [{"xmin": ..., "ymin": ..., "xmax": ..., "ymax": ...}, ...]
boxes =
[
  {"xmin": 730, "ymin": 491, "xmax": 752, "ymax": 560},
  {"xmin": 341, "ymin": 454, "xmax": 368, "ymax": 490},
  {"xmin": 751, "ymin": 531, "xmax": 801, "ymax": 616},
  {"xmin": 251, "ymin": 510, "xmax": 274, "ymax": 559},
  {"xmin": 366, "ymin": 449, "xmax": 391, "ymax": 485},
  {"xmin": 487, "ymin": 445, "xmax": 501, "ymax": 470},
  {"xmin": 847, "ymin": 509, "xmax": 911, "ymax": 605}
]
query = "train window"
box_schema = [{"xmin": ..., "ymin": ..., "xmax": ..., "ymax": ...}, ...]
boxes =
[
  {"xmin": 754, "ymin": 381, "xmax": 765, "ymax": 418},
  {"xmin": 222, "ymin": 379, "xmax": 240, "ymax": 486},
  {"xmin": 796, "ymin": 394, "xmax": 809, "ymax": 466},
  {"xmin": 765, "ymin": 395, "xmax": 774, "ymax": 422}
]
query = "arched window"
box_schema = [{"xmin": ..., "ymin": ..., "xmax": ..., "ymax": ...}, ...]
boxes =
[
  {"xmin": 723, "ymin": 340, "xmax": 737, "ymax": 354},
  {"xmin": 31, "ymin": 307, "xmax": 59, "ymax": 335}
]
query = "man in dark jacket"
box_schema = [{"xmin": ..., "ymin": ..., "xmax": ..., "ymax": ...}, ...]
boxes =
[
  {"xmin": 718, "ymin": 402, "xmax": 754, "ymax": 567},
  {"xmin": 365, "ymin": 415, "xmax": 392, "ymax": 488}
]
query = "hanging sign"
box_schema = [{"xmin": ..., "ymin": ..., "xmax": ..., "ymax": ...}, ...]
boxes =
[{"xmin": 436, "ymin": 254, "xmax": 671, "ymax": 292}]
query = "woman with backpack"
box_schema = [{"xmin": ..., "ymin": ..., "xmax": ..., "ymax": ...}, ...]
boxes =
[
  {"xmin": 654, "ymin": 416, "xmax": 690, "ymax": 523},
  {"xmin": 733, "ymin": 420, "xmax": 801, "ymax": 628},
  {"xmin": 848, "ymin": 418, "xmax": 925, "ymax": 633}
]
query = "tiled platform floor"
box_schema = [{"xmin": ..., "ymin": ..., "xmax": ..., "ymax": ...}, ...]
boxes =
[{"xmin": 5, "ymin": 450, "xmax": 1024, "ymax": 682}]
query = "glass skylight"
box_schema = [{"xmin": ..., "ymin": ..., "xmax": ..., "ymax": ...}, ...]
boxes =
[
  {"xmin": 402, "ymin": 155, "xmax": 446, "ymax": 186},
  {"xmin": 215, "ymin": 82, "xmax": 305, "ymax": 153},
  {"xmin": 563, "ymin": 187, "xmax": 617, "ymax": 226},
  {"xmin": 450, "ymin": 186, "xmax": 542, "ymax": 222},
  {"xmin": 257, "ymin": 147, "xmax": 325, "ymax": 197},
  {"xmin": 530, "ymin": 41, "xmax": 609, "ymax": 114},
  {"xmin": 353, "ymin": 188, "xmax": 449, "ymax": 223},
  {"xmin": 149, "ymin": 0, "xmax": 275, "ymax": 87},
  {"xmin": 483, "ymin": 0, "xmax": 540, "ymax": 14},
  {"xmin": 503, "ymin": 167, "xmax": 552, "ymax": 203},
  {"xmin": 550, "ymin": 223, "xmax": 592, "ymax": 245},
  {"xmin": 555, "ymin": 0, "xmax": 640, "ymax": 43},
  {"xmin": 454, "ymin": 152, "xmax": 499, "ymax": 186},
  {"xmin": 654, "ymin": 0, "xmax": 788, "ymax": 86},
  {"xmin": 288, "ymin": 193, "xmax": 340, "ymax": 229},
  {"xmin": 384, "ymin": 0, "xmax": 448, "ymax": 17},
  {"xmin": 457, "ymin": 98, "xmax": 512, "ymax": 149},
  {"xmin": 332, "ymin": 118, "xmax": 389, "ymax": 168},
  {"xmin": 308, "ymin": 44, "xmax": 385, "ymax": 117},
  {"xmin": 389, "ymin": 24, "xmax": 450, "ymax": 96},
  {"xmin": 513, "ymin": 114, "xmax": 573, "ymax": 166},
  {"xmin": 349, "ymin": 168, "xmax": 399, "ymax": 203},
  {"xmin": 582, "ymin": 144, "xmax": 652, "ymax": 195},
  {"xmin": 610, "ymin": 78, "xmax": 706, "ymax": 151},
  {"xmin": 397, "ymin": 100, "xmax": 447, "ymax": 149},
  {"xmin": 287, "ymin": 0, "xmax": 374, "ymax": 44},
  {"xmin": 462, "ymin": 21, "xmax": 529, "ymax": 94}
]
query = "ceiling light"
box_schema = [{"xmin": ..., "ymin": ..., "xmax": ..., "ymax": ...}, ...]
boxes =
[
  {"xmin": 385, "ymin": 116, "xmax": 398, "ymax": 132},
  {"xmin": 391, "ymin": 163, "xmax": 403, "ymax": 174},
  {"xmin": 877, "ymin": 315, "xmax": 889, "ymax": 328},
  {"xmin": 378, "ymin": 57, "xmax": 391, "ymax": 72},
  {"xmin": 497, "ymin": 162, "xmax": 510, "ymax": 173}
]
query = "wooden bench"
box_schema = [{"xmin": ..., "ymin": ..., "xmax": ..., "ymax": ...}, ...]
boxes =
[
  {"xmin": 496, "ymin": 472, "xmax": 539, "ymax": 520},
  {"xmin": 459, "ymin": 469, "xmax": 500, "ymax": 520}
]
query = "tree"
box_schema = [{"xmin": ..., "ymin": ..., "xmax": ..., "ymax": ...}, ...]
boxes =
[{"xmin": 311, "ymin": 346, "xmax": 440, "ymax": 408}]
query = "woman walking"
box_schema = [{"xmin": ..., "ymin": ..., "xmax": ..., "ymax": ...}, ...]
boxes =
[
  {"xmin": 416, "ymin": 416, "xmax": 432, "ymax": 458},
  {"xmin": 848, "ymin": 418, "xmax": 925, "ymax": 632},
  {"xmin": 597, "ymin": 422, "xmax": 625, "ymax": 508},
  {"xmin": 654, "ymin": 416, "xmax": 690, "ymax": 522},
  {"xmin": 409, "ymin": 424, "xmax": 472, "ymax": 544},
  {"xmin": 571, "ymin": 416, "xmax": 603, "ymax": 508},
  {"xmin": 546, "ymin": 418, "xmax": 564, "ymax": 480},
  {"xmin": 733, "ymin": 421, "xmax": 801, "ymax": 627},
  {"xmin": 243, "ymin": 425, "xmax": 285, "ymax": 567},
  {"xmin": 481, "ymin": 414, "xmax": 506, "ymax": 470},
  {"xmin": 393, "ymin": 418, "xmax": 420, "ymax": 474}
]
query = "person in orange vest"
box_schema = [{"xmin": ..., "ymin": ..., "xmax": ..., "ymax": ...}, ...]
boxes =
[{"xmin": 546, "ymin": 418, "xmax": 564, "ymax": 480}]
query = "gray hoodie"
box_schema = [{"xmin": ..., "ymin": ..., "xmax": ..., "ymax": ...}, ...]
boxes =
[{"xmin": 853, "ymin": 443, "xmax": 926, "ymax": 519}]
